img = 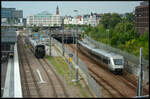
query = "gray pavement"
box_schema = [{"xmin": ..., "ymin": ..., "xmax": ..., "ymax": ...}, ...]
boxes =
[
  {"xmin": 45, "ymin": 45, "xmax": 59, "ymax": 56},
  {"xmin": 51, "ymin": 45, "xmax": 59, "ymax": 56}
]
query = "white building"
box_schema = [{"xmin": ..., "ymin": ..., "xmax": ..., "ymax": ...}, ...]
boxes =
[
  {"xmin": 64, "ymin": 16, "xmax": 73, "ymax": 24},
  {"xmin": 65, "ymin": 15, "xmax": 83, "ymax": 25},
  {"xmin": 50, "ymin": 14, "xmax": 62, "ymax": 27},
  {"xmin": 89, "ymin": 14, "xmax": 97, "ymax": 27},
  {"xmin": 63, "ymin": 13, "xmax": 100, "ymax": 26},
  {"xmin": 77, "ymin": 16, "xmax": 84, "ymax": 25},
  {"xmin": 83, "ymin": 15, "xmax": 90, "ymax": 25},
  {"xmin": 72, "ymin": 18, "xmax": 79, "ymax": 25},
  {"xmin": 82, "ymin": 13, "xmax": 100, "ymax": 27},
  {"xmin": 27, "ymin": 6, "xmax": 62, "ymax": 27},
  {"xmin": 27, "ymin": 11, "xmax": 62, "ymax": 27},
  {"xmin": 64, "ymin": 18, "xmax": 69, "ymax": 24}
]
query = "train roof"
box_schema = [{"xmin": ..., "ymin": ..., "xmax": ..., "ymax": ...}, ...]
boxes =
[
  {"xmin": 93, "ymin": 48, "xmax": 123, "ymax": 59},
  {"xmin": 78, "ymin": 40, "xmax": 123, "ymax": 59}
]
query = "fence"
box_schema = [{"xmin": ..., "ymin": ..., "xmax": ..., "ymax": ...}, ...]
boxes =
[
  {"xmin": 84, "ymin": 34, "xmax": 149, "ymax": 69},
  {"xmin": 51, "ymin": 37, "xmax": 101, "ymax": 98},
  {"xmin": 83, "ymin": 34, "xmax": 149, "ymax": 83}
]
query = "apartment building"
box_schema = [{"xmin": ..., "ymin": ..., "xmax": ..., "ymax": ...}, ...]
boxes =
[{"xmin": 135, "ymin": 1, "xmax": 149, "ymax": 34}]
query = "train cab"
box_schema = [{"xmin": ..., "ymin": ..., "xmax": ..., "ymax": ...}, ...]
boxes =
[
  {"xmin": 35, "ymin": 44, "xmax": 45, "ymax": 58},
  {"xmin": 108, "ymin": 56, "xmax": 124, "ymax": 74}
]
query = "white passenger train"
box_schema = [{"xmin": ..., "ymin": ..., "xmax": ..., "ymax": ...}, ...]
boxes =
[{"xmin": 78, "ymin": 40, "xmax": 124, "ymax": 74}]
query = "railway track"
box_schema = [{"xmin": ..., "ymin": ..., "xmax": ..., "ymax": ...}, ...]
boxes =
[
  {"xmin": 77, "ymin": 44, "xmax": 149, "ymax": 95},
  {"xmin": 18, "ymin": 35, "xmax": 42, "ymax": 98},
  {"xmin": 88, "ymin": 66, "xmax": 125, "ymax": 97},
  {"xmin": 18, "ymin": 39, "xmax": 30, "ymax": 97},
  {"xmin": 67, "ymin": 44, "xmax": 126, "ymax": 97},
  {"xmin": 43, "ymin": 59, "xmax": 69, "ymax": 97},
  {"xmin": 38, "ymin": 59, "xmax": 69, "ymax": 98},
  {"xmin": 24, "ymin": 42, "xmax": 58, "ymax": 97},
  {"xmin": 22, "ymin": 35, "xmax": 69, "ymax": 98},
  {"xmin": 66, "ymin": 44, "xmax": 149, "ymax": 97},
  {"xmin": 119, "ymin": 72, "xmax": 149, "ymax": 95}
]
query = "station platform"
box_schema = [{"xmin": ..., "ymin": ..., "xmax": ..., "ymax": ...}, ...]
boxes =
[{"xmin": 2, "ymin": 43, "xmax": 22, "ymax": 98}]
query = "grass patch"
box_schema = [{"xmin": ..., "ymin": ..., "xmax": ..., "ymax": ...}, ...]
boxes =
[
  {"xmin": 46, "ymin": 56, "xmax": 90, "ymax": 97},
  {"xmin": 24, "ymin": 44, "xmax": 30, "ymax": 49},
  {"xmin": 47, "ymin": 56, "xmax": 72, "ymax": 79}
]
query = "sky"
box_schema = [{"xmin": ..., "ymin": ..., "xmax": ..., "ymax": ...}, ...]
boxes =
[{"xmin": 2, "ymin": 1, "xmax": 142, "ymax": 18}]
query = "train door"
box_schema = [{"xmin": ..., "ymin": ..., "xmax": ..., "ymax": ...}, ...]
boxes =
[
  {"xmin": 105, "ymin": 57, "xmax": 111, "ymax": 70},
  {"xmin": 109, "ymin": 58, "xmax": 115, "ymax": 71}
]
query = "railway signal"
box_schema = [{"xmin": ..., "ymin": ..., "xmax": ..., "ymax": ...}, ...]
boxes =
[{"xmin": 69, "ymin": 54, "xmax": 73, "ymax": 78}]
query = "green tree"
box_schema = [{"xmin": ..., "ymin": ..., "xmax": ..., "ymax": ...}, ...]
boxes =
[
  {"xmin": 84, "ymin": 12, "xmax": 149, "ymax": 60},
  {"xmin": 32, "ymin": 25, "xmax": 39, "ymax": 32},
  {"xmin": 110, "ymin": 21, "xmax": 137, "ymax": 46},
  {"xmin": 100, "ymin": 13, "xmax": 111, "ymax": 29},
  {"xmin": 100, "ymin": 13, "xmax": 121, "ymax": 29},
  {"xmin": 122, "ymin": 12, "xmax": 135, "ymax": 23},
  {"xmin": 110, "ymin": 13, "xmax": 121, "ymax": 28}
]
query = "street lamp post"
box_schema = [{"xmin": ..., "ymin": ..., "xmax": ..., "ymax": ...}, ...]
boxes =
[
  {"xmin": 72, "ymin": 28, "xmax": 75, "ymax": 44},
  {"xmin": 106, "ymin": 29, "xmax": 110, "ymax": 45},
  {"xmin": 76, "ymin": 22, "xmax": 79, "ymax": 65},
  {"xmin": 62, "ymin": 17, "xmax": 65, "ymax": 56},
  {"xmin": 49, "ymin": 28, "xmax": 52, "ymax": 56}
]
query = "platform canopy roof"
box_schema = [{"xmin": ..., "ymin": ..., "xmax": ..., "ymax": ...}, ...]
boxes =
[{"xmin": 1, "ymin": 29, "xmax": 17, "ymax": 44}]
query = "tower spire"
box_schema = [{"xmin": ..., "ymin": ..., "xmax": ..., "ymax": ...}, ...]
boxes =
[{"xmin": 56, "ymin": 6, "xmax": 59, "ymax": 15}]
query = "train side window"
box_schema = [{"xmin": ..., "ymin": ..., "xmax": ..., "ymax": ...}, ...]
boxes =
[
  {"xmin": 102, "ymin": 58, "xmax": 105, "ymax": 63},
  {"xmin": 104, "ymin": 58, "xmax": 110, "ymax": 64},
  {"xmin": 103, "ymin": 58, "xmax": 108, "ymax": 64},
  {"xmin": 108, "ymin": 60, "xmax": 110, "ymax": 64},
  {"xmin": 106, "ymin": 59, "xmax": 109, "ymax": 64},
  {"xmin": 99, "ymin": 56, "xmax": 101, "ymax": 60}
]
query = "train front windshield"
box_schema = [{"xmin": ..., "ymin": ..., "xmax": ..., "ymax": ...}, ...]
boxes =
[{"xmin": 113, "ymin": 59, "xmax": 123, "ymax": 65}]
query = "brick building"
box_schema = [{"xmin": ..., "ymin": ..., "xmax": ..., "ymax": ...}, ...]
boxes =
[{"xmin": 135, "ymin": 1, "xmax": 149, "ymax": 34}]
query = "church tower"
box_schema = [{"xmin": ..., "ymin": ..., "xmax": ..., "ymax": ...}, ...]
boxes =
[{"xmin": 56, "ymin": 6, "xmax": 59, "ymax": 15}]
